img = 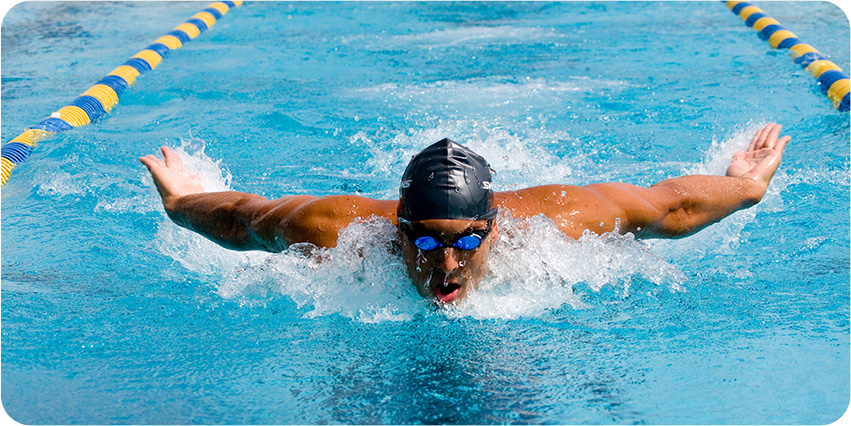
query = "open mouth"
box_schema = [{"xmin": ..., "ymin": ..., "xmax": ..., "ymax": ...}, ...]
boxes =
[{"xmin": 433, "ymin": 281, "xmax": 461, "ymax": 303}]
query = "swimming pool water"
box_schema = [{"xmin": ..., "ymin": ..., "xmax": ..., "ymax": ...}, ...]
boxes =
[{"xmin": 2, "ymin": 1, "xmax": 849, "ymax": 424}]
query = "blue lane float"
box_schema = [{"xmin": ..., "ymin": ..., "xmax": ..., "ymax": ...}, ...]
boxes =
[
  {"xmin": 726, "ymin": 1, "xmax": 850, "ymax": 112},
  {"xmin": 1, "ymin": 1, "xmax": 244, "ymax": 188}
]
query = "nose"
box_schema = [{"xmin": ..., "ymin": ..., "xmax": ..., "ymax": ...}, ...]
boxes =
[{"xmin": 433, "ymin": 247, "xmax": 460, "ymax": 272}]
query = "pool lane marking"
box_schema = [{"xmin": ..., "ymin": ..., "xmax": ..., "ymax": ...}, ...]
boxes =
[
  {"xmin": 0, "ymin": 1, "xmax": 244, "ymax": 188},
  {"xmin": 725, "ymin": 1, "xmax": 850, "ymax": 112}
]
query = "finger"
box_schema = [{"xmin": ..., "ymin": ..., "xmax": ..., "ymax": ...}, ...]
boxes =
[
  {"xmin": 161, "ymin": 146, "xmax": 187, "ymax": 171},
  {"xmin": 139, "ymin": 155, "xmax": 165, "ymax": 170},
  {"xmin": 776, "ymin": 135, "xmax": 791, "ymax": 151},
  {"xmin": 748, "ymin": 125, "xmax": 765, "ymax": 152},
  {"xmin": 753, "ymin": 123, "xmax": 778, "ymax": 151},
  {"xmin": 762, "ymin": 124, "xmax": 782, "ymax": 149}
]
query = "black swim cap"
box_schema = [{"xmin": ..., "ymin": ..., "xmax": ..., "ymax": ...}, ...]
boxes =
[{"xmin": 398, "ymin": 138, "xmax": 497, "ymax": 222}]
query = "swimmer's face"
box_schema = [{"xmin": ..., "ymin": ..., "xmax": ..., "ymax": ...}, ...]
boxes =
[{"xmin": 398, "ymin": 218, "xmax": 497, "ymax": 304}]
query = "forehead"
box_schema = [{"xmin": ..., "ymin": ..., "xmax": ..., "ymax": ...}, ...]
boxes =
[{"xmin": 402, "ymin": 218, "xmax": 489, "ymax": 234}]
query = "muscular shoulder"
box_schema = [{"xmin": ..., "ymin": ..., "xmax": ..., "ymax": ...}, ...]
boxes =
[
  {"xmin": 273, "ymin": 194, "xmax": 398, "ymax": 247},
  {"xmin": 495, "ymin": 184, "xmax": 611, "ymax": 215},
  {"xmin": 493, "ymin": 184, "xmax": 651, "ymax": 237},
  {"xmin": 293, "ymin": 195, "xmax": 397, "ymax": 222}
]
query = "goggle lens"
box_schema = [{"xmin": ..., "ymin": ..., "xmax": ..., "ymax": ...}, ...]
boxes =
[
  {"xmin": 412, "ymin": 234, "xmax": 483, "ymax": 251},
  {"xmin": 414, "ymin": 236, "xmax": 442, "ymax": 251},
  {"xmin": 454, "ymin": 234, "xmax": 482, "ymax": 250}
]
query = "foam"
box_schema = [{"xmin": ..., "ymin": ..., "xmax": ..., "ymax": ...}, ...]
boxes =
[
  {"xmin": 216, "ymin": 217, "xmax": 429, "ymax": 323},
  {"xmin": 444, "ymin": 212, "xmax": 685, "ymax": 320},
  {"xmin": 347, "ymin": 76, "xmax": 629, "ymax": 114},
  {"xmin": 167, "ymin": 135, "xmax": 233, "ymax": 192},
  {"xmin": 150, "ymin": 125, "xmax": 794, "ymax": 323},
  {"xmin": 222, "ymin": 212, "xmax": 683, "ymax": 322},
  {"xmin": 650, "ymin": 122, "xmax": 787, "ymax": 261},
  {"xmin": 146, "ymin": 137, "xmax": 267, "ymax": 274},
  {"xmin": 358, "ymin": 26, "xmax": 563, "ymax": 49},
  {"xmin": 147, "ymin": 139, "xmax": 686, "ymax": 321},
  {"xmin": 36, "ymin": 170, "xmax": 88, "ymax": 197}
]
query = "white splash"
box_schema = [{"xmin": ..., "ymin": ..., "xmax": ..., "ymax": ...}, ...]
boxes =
[
  {"xmin": 167, "ymin": 135, "xmax": 233, "ymax": 193},
  {"xmin": 162, "ymin": 211, "xmax": 685, "ymax": 323},
  {"xmin": 650, "ymin": 122, "xmax": 787, "ymax": 260},
  {"xmin": 443, "ymin": 212, "xmax": 685, "ymax": 320},
  {"xmin": 91, "ymin": 135, "xmax": 235, "ymax": 215},
  {"xmin": 216, "ymin": 217, "xmax": 428, "ymax": 323},
  {"xmin": 346, "ymin": 76, "xmax": 629, "ymax": 114},
  {"xmin": 146, "ymin": 139, "xmax": 686, "ymax": 321},
  {"xmin": 352, "ymin": 25, "xmax": 564, "ymax": 49},
  {"xmin": 148, "ymin": 126, "xmax": 790, "ymax": 323},
  {"xmin": 36, "ymin": 170, "xmax": 88, "ymax": 197},
  {"xmin": 144, "ymin": 137, "xmax": 267, "ymax": 274}
]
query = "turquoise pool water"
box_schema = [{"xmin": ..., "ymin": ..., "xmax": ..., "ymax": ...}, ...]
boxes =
[{"xmin": 2, "ymin": 1, "xmax": 849, "ymax": 424}]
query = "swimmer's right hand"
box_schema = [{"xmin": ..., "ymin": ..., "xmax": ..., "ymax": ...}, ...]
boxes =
[
  {"xmin": 725, "ymin": 123, "xmax": 790, "ymax": 187},
  {"xmin": 139, "ymin": 146, "xmax": 205, "ymax": 206}
]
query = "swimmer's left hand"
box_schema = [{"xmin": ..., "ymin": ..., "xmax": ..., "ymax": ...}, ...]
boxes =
[
  {"xmin": 139, "ymin": 146, "xmax": 205, "ymax": 205},
  {"xmin": 726, "ymin": 123, "xmax": 791, "ymax": 186}
]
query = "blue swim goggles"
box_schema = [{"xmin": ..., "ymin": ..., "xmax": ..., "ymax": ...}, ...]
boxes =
[{"xmin": 402, "ymin": 220, "xmax": 493, "ymax": 252}]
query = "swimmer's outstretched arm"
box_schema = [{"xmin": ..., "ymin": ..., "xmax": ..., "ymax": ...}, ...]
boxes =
[
  {"xmin": 605, "ymin": 122, "xmax": 790, "ymax": 238},
  {"xmin": 497, "ymin": 123, "xmax": 790, "ymax": 239},
  {"xmin": 140, "ymin": 147, "xmax": 396, "ymax": 250}
]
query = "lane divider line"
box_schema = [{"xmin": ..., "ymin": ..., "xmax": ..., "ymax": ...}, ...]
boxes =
[
  {"xmin": 1, "ymin": 1, "xmax": 243, "ymax": 188},
  {"xmin": 725, "ymin": 1, "xmax": 850, "ymax": 112}
]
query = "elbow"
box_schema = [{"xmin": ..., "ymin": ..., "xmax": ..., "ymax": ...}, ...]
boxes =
[{"xmin": 640, "ymin": 206, "xmax": 716, "ymax": 239}]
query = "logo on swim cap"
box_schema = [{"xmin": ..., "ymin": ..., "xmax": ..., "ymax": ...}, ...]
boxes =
[{"xmin": 398, "ymin": 138, "xmax": 497, "ymax": 222}]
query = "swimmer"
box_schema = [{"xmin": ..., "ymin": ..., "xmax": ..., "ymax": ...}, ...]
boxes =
[{"xmin": 140, "ymin": 123, "xmax": 790, "ymax": 304}]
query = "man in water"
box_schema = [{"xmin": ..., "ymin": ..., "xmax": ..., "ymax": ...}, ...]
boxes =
[{"xmin": 140, "ymin": 123, "xmax": 790, "ymax": 303}]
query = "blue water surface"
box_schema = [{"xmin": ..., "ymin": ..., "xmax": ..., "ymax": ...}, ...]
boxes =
[{"xmin": 1, "ymin": 2, "xmax": 849, "ymax": 424}]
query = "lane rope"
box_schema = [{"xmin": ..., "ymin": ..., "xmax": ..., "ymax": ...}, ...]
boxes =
[
  {"xmin": 1, "ymin": 1, "xmax": 244, "ymax": 188},
  {"xmin": 725, "ymin": 1, "xmax": 850, "ymax": 112}
]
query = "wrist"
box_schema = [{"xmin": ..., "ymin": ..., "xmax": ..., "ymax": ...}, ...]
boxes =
[
  {"xmin": 162, "ymin": 194, "xmax": 181, "ymax": 212},
  {"xmin": 735, "ymin": 176, "xmax": 768, "ymax": 206}
]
